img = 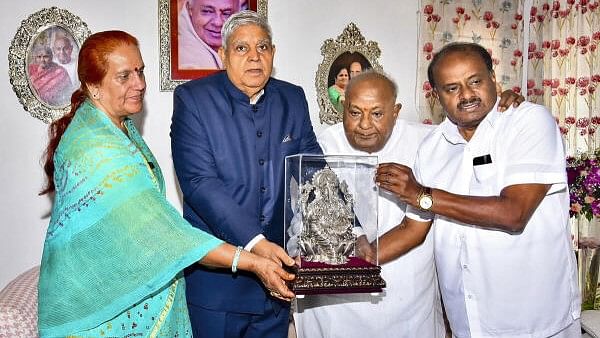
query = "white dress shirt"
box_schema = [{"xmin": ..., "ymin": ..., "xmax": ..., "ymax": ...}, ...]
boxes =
[
  {"xmin": 406, "ymin": 100, "xmax": 580, "ymax": 338},
  {"xmin": 294, "ymin": 119, "xmax": 446, "ymax": 338}
]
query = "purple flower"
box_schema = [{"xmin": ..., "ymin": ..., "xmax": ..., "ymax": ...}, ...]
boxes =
[
  {"xmin": 584, "ymin": 162, "xmax": 600, "ymax": 191},
  {"xmin": 592, "ymin": 199, "xmax": 600, "ymax": 216},
  {"xmin": 567, "ymin": 165, "xmax": 579, "ymax": 185},
  {"xmin": 568, "ymin": 151, "xmax": 600, "ymax": 220}
]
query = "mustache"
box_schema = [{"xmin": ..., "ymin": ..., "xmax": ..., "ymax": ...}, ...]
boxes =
[{"xmin": 457, "ymin": 97, "xmax": 481, "ymax": 110}]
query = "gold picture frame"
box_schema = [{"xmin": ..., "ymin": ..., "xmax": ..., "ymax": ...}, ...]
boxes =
[
  {"xmin": 158, "ymin": 0, "xmax": 268, "ymax": 91},
  {"xmin": 316, "ymin": 23, "xmax": 384, "ymax": 125},
  {"xmin": 8, "ymin": 7, "xmax": 91, "ymax": 123}
]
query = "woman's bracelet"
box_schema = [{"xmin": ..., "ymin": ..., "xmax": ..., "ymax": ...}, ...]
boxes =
[{"xmin": 231, "ymin": 246, "xmax": 244, "ymax": 273}]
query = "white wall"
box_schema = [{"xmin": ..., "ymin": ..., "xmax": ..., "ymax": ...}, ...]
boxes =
[{"xmin": 0, "ymin": 0, "xmax": 420, "ymax": 288}]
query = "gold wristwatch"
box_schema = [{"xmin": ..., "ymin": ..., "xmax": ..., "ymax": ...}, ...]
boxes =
[{"xmin": 417, "ymin": 186, "xmax": 433, "ymax": 210}]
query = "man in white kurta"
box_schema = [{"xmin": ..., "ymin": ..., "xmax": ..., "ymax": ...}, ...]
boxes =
[
  {"xmin": 407, "ymin": 99, "xmax": 580, "ymax": 337},
  {"xmin": 294, "ymin": 71, "xmax": 445, "ymax": 338},
  {"xmin": 178, "ymin": 0, "xmax": 226, "ymax": 69},
  {"xmin": 375, "ymin": 42, "xmax": 580, "ymax": 337},
  {"xmin": 52, "ymin": 36, "xmax": 78, "ymax": 89}
]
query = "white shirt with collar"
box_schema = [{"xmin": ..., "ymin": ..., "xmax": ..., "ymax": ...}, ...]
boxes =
[
  {"xmin": 294, "ymin": 118, "xmax": 445, "ymax": 338},
  {"xmin": 406, "ymin": 99, "xmax": 580, "ymax": 338}
]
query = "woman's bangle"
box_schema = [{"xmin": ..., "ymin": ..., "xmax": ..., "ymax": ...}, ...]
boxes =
[{"xmin": 231, "ymin": 246, "xmax": 243, "ymax": 273}]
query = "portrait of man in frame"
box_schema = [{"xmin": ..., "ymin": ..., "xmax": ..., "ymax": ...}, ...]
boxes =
[
  {"xmin": 176, "ymin": 0, "xmax": 242, "ymax": 71},
  {"xmin": 159, "ymin": 0, "xmax": 265, "ymax": 91}
]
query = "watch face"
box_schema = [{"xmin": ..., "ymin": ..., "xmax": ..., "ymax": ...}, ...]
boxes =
[{"xmin": 419, "ymin": 196, "xmax": 433, "ymax": 210}]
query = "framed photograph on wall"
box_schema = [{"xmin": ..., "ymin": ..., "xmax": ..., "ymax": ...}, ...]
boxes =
[
  {"xmin": 8, "ymin": 7, "xmax": 91, "ymax": 123},
  {"xmin": 159, "ymin": 0, "xmax": 268, "ymax": 91},
  {"xmin": 315, "ymin": 23, "xmax": 384, "ymax": 125}
]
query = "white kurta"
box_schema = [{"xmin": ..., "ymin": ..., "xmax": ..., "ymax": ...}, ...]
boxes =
[
  {"xmin": 177, "ymin": 1, "xmax": 223, "ymax": 70},
  {"xmin": 406, "ymin": 101, "xmax": 580, "ymax": 338},
  {"xmin": 58, "ymin": 59, "xmax": 78, "ymax": 90},
  {"xmin": 294, "ymin": 119, "xmax": 446, "ymax": 338}
]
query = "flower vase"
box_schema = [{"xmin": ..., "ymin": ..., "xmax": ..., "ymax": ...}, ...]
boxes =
[{"xmin": 578, "ymin": 216, "xmax": 600, "ymax": 310}]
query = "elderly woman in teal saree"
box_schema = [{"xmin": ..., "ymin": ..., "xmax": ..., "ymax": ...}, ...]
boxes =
[{"xmin": 37, "ymin": 30, "xmax": 295, "ymax": 337}]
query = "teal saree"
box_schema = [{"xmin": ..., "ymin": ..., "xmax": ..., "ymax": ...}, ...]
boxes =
[
  {"xmin": 38, "ymin": 100, "xmax": 223, "ymax": 337},
  {"xmin": 328, "ymin": 85, "xmax": 344, "ymax": 112}
]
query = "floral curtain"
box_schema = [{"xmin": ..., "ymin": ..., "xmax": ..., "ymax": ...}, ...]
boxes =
[
  {"xmin": 527, "ymin": 0, "xmax": 600, "ymax": 156},
  {"xmin": 417, "ymin": 0, "xmax": 525, "ymax": 124},
  {"xmin": 531, "ymin": 3, "xmax": 600, "ymax": 298}
]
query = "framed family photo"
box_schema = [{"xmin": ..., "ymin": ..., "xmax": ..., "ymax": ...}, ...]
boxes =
[
  {"xmin": 159, "ymin": 0, "xmax": 268, "ymax": 91},
  {"xmin": 8, "ymin": 7, "xmax": 90, "ymax": 123},
  {"xmin": 315, "ymin": 23, "xmax": 383, "ymax": 125}
]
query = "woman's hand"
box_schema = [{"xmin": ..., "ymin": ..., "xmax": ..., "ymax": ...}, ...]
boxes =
[
  {"xmin": 251, "ymin": 239, "xmax": 292, "ymax": 266},
  {"xmin": 199, "ymin": 242, "xmax": 295, "ymax": 301},
  {"xmin": 248, "ymin": 252, "xmax": 296, "ymax": 301}
]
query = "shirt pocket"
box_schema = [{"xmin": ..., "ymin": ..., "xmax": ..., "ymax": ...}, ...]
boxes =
[{"xmin": 471, "ymin": 163, "xmax": 497, "ymax": 196}]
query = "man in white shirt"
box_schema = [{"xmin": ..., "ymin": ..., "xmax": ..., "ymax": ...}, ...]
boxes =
[
  {"xmin": 374, "ymin": 42, "xmax": 580, "ymax": 337},
  {"xmin": 294, "ymin": 71, "xmax": 445, "ymax": 338}
]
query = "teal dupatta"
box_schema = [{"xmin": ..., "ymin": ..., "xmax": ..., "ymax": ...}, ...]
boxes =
[{"xmin": 38, "ymin": 101, "xmax": 223, "ymax": 336}]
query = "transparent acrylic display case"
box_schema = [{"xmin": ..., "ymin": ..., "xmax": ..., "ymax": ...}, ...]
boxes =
[{"xmin": 284, "ymin": 154, "xmax": 385, "ymax": 295}]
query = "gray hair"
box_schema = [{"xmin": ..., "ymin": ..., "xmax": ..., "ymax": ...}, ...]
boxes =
[
  {"xmin": 221, "ymin": 10, "xmax": 272, "ymax": 50},
  {"xmin": 345, "ymin": 69, "xmax": 398, "ymax": 102}
]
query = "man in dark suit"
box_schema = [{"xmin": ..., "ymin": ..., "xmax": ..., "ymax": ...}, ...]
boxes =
[{"xmin": 171, "ymin": 10, "xmax": 322, "ymax": 338}]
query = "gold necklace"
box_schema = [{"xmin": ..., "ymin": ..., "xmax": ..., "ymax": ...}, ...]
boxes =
[{"xmin": 119, "ymin": 119, "xmax": 129, "ymax": 132}]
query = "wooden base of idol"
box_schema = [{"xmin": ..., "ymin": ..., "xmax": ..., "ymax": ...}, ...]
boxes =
[{"xmin": 288, "ymin": 256, "xmax": 386, "ymax": 295}]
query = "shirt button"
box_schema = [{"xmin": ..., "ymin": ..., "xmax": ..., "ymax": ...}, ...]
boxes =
[
  {"xmin": 467, "ymin": 294, "xmax": 473, "ymax": 299},
  {"xmin": 259, "ymin": 215, "xmax": 265, "ymax": 222},
  {"xmin": 260, "ymin": 186, "xmax": 266, "ymax": 193},
  {"xmin": 259, "ymin": 159, "xmax": 265, "ymax": 165},
  {"xmin": 257, "ymin": 131, "xmax": 263, "ymax": 137},
  {"xmin": 463, "ymin": 264, "xmax": 468, "ymax": 269}
]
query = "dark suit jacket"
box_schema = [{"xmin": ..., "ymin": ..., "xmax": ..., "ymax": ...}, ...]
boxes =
[{"xmin": 171, "ymin": 72, "xmax": 322, "ymax": 314}]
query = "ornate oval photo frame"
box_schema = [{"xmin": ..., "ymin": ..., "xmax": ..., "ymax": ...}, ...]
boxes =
[
  {"xmin": 316, "ymin": 23, "xmax": 383, "ymax": 125},
  {"xmin": 9, "ymin": 7, "xmax": 91, "ymax": 123}
]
